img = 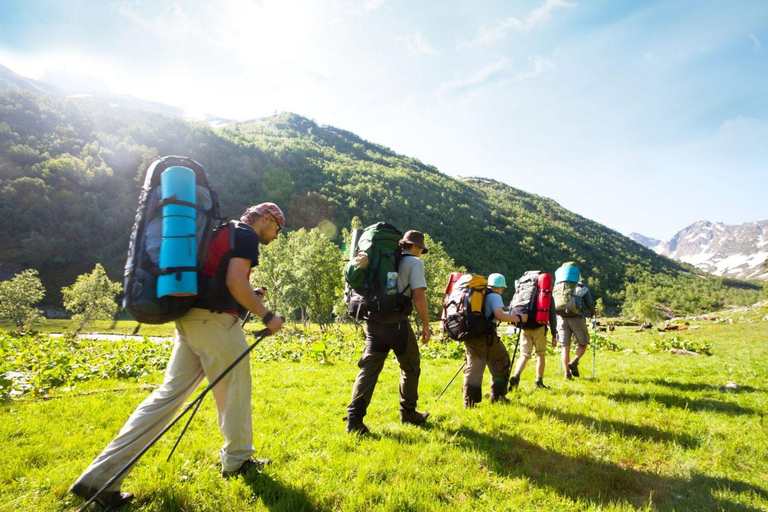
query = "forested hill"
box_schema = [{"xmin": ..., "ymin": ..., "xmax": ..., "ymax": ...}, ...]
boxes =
[{"xmin": 0, "ymin": 90, "xmax": 760, "ymax": 312}]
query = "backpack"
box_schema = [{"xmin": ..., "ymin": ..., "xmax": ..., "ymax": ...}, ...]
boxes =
[
  {"xmin": 553, "ymin": 265, "xmax": 586, "ymax": 316},
  {"xmin": 123, "ymin": 156, "xmax": 221, "ymax": 324},
  {"xmin": 442, "ymin": 274, "xmax": 492, "ymax": 341},
  {"xmin": 194, "ymin": 220, "xmax": 243, "ymax": 315},
  {"xmin": 344, "ymin": 222, "xmax": 413, "ymax": 323},
  {"xmin": 439, "ymin": 272, "xmax": 464, "ymax": 330},
  {"xmin": 509, "ymin": 271, "xmax": 553, "ymax": 329}
]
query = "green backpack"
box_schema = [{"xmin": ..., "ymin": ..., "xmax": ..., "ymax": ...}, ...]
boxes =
[
  {"xmin": 344, "ymin": 222, "xmax": 413, "ymax": 323},
  {"xmin": 553, "ymin": 281, "xmax": 588, "ymax": 316}
]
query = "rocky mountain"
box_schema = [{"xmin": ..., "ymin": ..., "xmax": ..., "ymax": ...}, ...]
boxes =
[{"xmin": 629, "ymin": 220, "xmax": 768, "ymax": 281}]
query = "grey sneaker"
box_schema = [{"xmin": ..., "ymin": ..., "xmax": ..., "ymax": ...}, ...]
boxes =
[
  {"xmin": 222, "ymin": 458, "xmax": 271, "ymax": 478},
  {"xmin": 508, "ymin": 375, "xmax": 520, "ymax": 391},
  {"xmin": 534, "ymin": 380, "xmax": 550, "ymax": 389},
  {"xmin": 69, "ymin": 482, "xmax": 134, "ymax": 508}
]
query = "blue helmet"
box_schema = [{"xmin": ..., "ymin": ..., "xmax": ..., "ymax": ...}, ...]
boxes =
[{"xmin": 488, "ymin": 273, "xmax": 507, "ymax": 288}]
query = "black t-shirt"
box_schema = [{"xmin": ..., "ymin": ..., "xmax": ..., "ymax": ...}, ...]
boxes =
[{"xmin": 195, "ymin": 221, "xmax": 260, "ymax": 314}]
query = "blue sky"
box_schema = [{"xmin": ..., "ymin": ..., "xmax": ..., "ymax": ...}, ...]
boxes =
[{"xmin": 1, "ymin": 0, "xmax": 766, "ymax": 240}]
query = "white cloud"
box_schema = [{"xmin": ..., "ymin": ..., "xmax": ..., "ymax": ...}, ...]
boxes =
[
  {"xmin": 399, "ymin": 30, "xmax": 440, "ymax": 55},
  {"xmin": 458, "ymin": 0, "xmax": 575, "ymax": 49},
  {"xmin": 436, "ymin": 55, "xmax": 553, "ymax": 98},
  {"xmin": 750, "ymin": 34, "xmax": 761, "ymax": 53},
  {"xmin": 335, "ymin": 0, "xmax": 390, "ymax": 17}
]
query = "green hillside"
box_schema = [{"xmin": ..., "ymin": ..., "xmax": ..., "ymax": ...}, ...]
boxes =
[{"xmin": 0, "ymin": 89, "xmax": 760, "ymax": 312}]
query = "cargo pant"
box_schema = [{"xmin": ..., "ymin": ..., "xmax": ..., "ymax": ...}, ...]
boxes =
[
  {"xmin": 463, "ymin": 333, "xmax": 511, "ymax": 407},
  {"xmin": 73, "ymin": 308, "xmax": 254, "ymax": 492},
  {"xmin": 346, "ymin": 320, "xmax": 421, "ymax": 420}
]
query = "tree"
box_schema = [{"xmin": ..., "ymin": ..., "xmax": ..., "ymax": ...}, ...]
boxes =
[
  {"xmin": 630, "ymin": 298, "xmax": 663, "ymax": 324},
  {"xmin": 0, "ymin": 269, "xmax": 45, "ymax": 332},
  {"xmin": 61, "ymin": 263, "xmax": 122, "ymax": 334},
  {"xmin": 251, "ymin": 228, "xmax": 344, "ymax": 328}
]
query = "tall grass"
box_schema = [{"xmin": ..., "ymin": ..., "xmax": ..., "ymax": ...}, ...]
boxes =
[{"xmin": 0, "ymin": 321, "xmax": 766, "ymax": 511}]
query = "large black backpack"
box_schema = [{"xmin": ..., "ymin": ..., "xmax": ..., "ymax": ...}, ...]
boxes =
[
  {"xmin": 343, "ymin": 222, "xmax": 413, "ymax": 323},
  {"xmin": 123, "ymin": 156, "xmax": 221, "ymax": 324}
]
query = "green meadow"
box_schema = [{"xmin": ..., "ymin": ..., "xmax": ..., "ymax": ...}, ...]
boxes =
[{"xmin": 1, "ymin": 319, "xmax": 766, "ymax": 511}]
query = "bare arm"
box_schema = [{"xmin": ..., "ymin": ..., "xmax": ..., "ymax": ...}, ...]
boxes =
[
  {"xmin": 226, "ymin": 257, "xmax": 283, "ymax": 333},
  {"xmin": 411, "ymin": 287, "xmax": 431, "ymax": 344},
  {"xmin": 493, "ymin": 308, "xmax": 527, "ymax": 324}
]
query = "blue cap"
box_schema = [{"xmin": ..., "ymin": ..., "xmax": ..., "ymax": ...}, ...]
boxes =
[{"xmin": 488, "ymin": 273, "xmax": 507, "ymax": 288}]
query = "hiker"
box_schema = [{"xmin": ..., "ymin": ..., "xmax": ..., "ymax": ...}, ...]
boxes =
[
  {"xmin": 70, "ymin": 203, "xmax": 286, "ymax": 508},
  {"xmin": 345, "ymin": 230, "xmax": 431, "ymax": 434},
  {"xmin": 508, "ymin": 287, "xmax": 558, "ymax": 390},
  {"xmin": 462, "ymin": 273, "xmax": 520, "ymax": 408},
  {"xmin": 553, "ymin": 262, "xmax": 597, "ymax": 379}
]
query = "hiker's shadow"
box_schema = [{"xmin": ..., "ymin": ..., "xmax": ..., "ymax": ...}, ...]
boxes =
[
  {"xmin": 647, "ymin": 378, "xmax": 766, "ymax": 394},
  {"xmin": 521, "ymin": 403, "xmax": 701, "ymax": 449},
  {"xmin": 448, "ymin": 426, "xmax": 768, "ymax": 511},
  {"xmin": 241, "ymin": 472, "xmax": 329, "ymax": 512},
  {"xmin": 607, "ymin": 391, "xmax": 757, "ymax": 415}
]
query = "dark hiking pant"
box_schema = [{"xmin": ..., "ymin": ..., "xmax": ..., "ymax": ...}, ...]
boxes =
[
  {"xmin": 346, "ymin": 320, "xmax": 421, "ymax": 420},
  {"xmin": 463, "ymin": 333, "xmax": 510, "ymax": 406}
]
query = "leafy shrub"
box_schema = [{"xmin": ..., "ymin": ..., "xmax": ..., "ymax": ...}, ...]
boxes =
[{"xmin": 648, "ymin": 335, "xmax": 713, "ymax": 355}]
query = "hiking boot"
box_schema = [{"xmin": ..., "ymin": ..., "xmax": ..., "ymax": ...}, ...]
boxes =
[
  {"xmin": 568, "ymin": 360, "xmax": 580, "ymax": 378},
  {"xmin": 69, "ymin": 482, "xmax": 134, "ymax": 508},
  {"xmin": 222, "ymin": 458, "xmax": 271, "ymax": 478},
  {"xmin": 489, "ymin": 393, "xmax": 510, "ymax": 404},
  {"xmin": 534, "ymin": 380, "xmax": 550, "ymax": 389},
  {"xmin": 401, "ymin": 410, "xmax": 429, "ymax": 425},
  {"xmin": 564, "ymin": 371, "xmax": 573, "ymax": 380},
  {"xmin": 508, "ymin": 375, "xmax": 520, "ymax": 391},
  {"xmin": 345, "ymin": 420, "xmax": 370, "ymax": 435}
]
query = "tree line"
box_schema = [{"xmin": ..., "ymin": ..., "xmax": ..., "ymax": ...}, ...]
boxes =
[{"xmin": 0, "ymin": 90, "xmax": 763, "ymax": 317}]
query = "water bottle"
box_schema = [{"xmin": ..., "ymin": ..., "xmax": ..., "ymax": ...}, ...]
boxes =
[{"xmin": 386, "ymin": 272, "xmax": 398, "ymax": 295}]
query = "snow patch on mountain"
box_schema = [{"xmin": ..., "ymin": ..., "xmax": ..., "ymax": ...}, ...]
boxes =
[{"xmin": 630, "ymin": 220, "xmax": 768, "ymax": 281}]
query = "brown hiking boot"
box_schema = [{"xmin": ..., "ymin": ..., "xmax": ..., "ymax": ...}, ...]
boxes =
[
  {"xmin": 401, "ymin": 410, "xmax": 429, "ymax": 425},
  {"xmin": 69, "ymin": 482, "xmax": 134, "ymax": 508},
  {"xmin": 222, "ymin": 457, "xmax": 271, "ymax": 478},
  {"xmin": 345, "ymin": 420, "xmax": 370, "ymax": 435}
]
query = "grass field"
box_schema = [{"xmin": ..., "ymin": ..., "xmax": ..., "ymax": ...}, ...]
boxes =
[{"xmin": 1, "ymin": 320, "xmax": 767, "ymax": 511}]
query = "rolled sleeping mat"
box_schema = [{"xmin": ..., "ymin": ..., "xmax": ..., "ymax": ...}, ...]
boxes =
[
  {"xmin": 555, "ymin": 265, "xmax": 580, "ymax": 284},
  {"xmin": 158, "ymin": 166, "xmax": 198, "ymax": 297}
]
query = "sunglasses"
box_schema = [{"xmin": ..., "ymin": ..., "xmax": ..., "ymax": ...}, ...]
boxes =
[{"xmin": 265, "ymin": 214, "xmax": 282, "ymax": 233}]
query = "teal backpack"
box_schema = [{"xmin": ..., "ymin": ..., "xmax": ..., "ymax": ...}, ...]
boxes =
[{"xmin": 344, "ymin": 222, "xmax": 413, "ymax": 323}]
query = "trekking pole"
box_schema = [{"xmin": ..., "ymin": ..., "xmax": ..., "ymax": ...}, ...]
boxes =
[
  {"xmin": 164, "ymin": 311, "xmax": 256, "ymax": 462},
  {"xmin": 509, "ymin": 326, "xmax": 522, "ymax": 376},
  {"xmin": 592, "ymin": 314, "xmax": 597, "ymax": 378},
  {"xmin": 435, "ymin": 360, "xmax": 466, "ymax": 401},
  {"xmin": 77, "ymin": 327, "xmax": 271, "ymax": 512}
]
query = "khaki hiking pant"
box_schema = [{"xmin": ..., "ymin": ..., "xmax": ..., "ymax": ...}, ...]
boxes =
[
  {"xmin": 74, "ymin": 308, "xmax": 254, "ymax": 491},
  {"xmin": 557, "ymin": 315, "xmax": 591, "ymax": 347},
  {"xmin": 463, "ymin": 333, "xmax": 510, "ymax": 405},
  {"xmin": 346, "ymin": 320, "xmax": 421, "ymax": 420}
]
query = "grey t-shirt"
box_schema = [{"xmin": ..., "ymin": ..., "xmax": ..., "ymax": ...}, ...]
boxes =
[{"xmin": 397, "ymin": 255, "xmax": 427, "ymax": 298}]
